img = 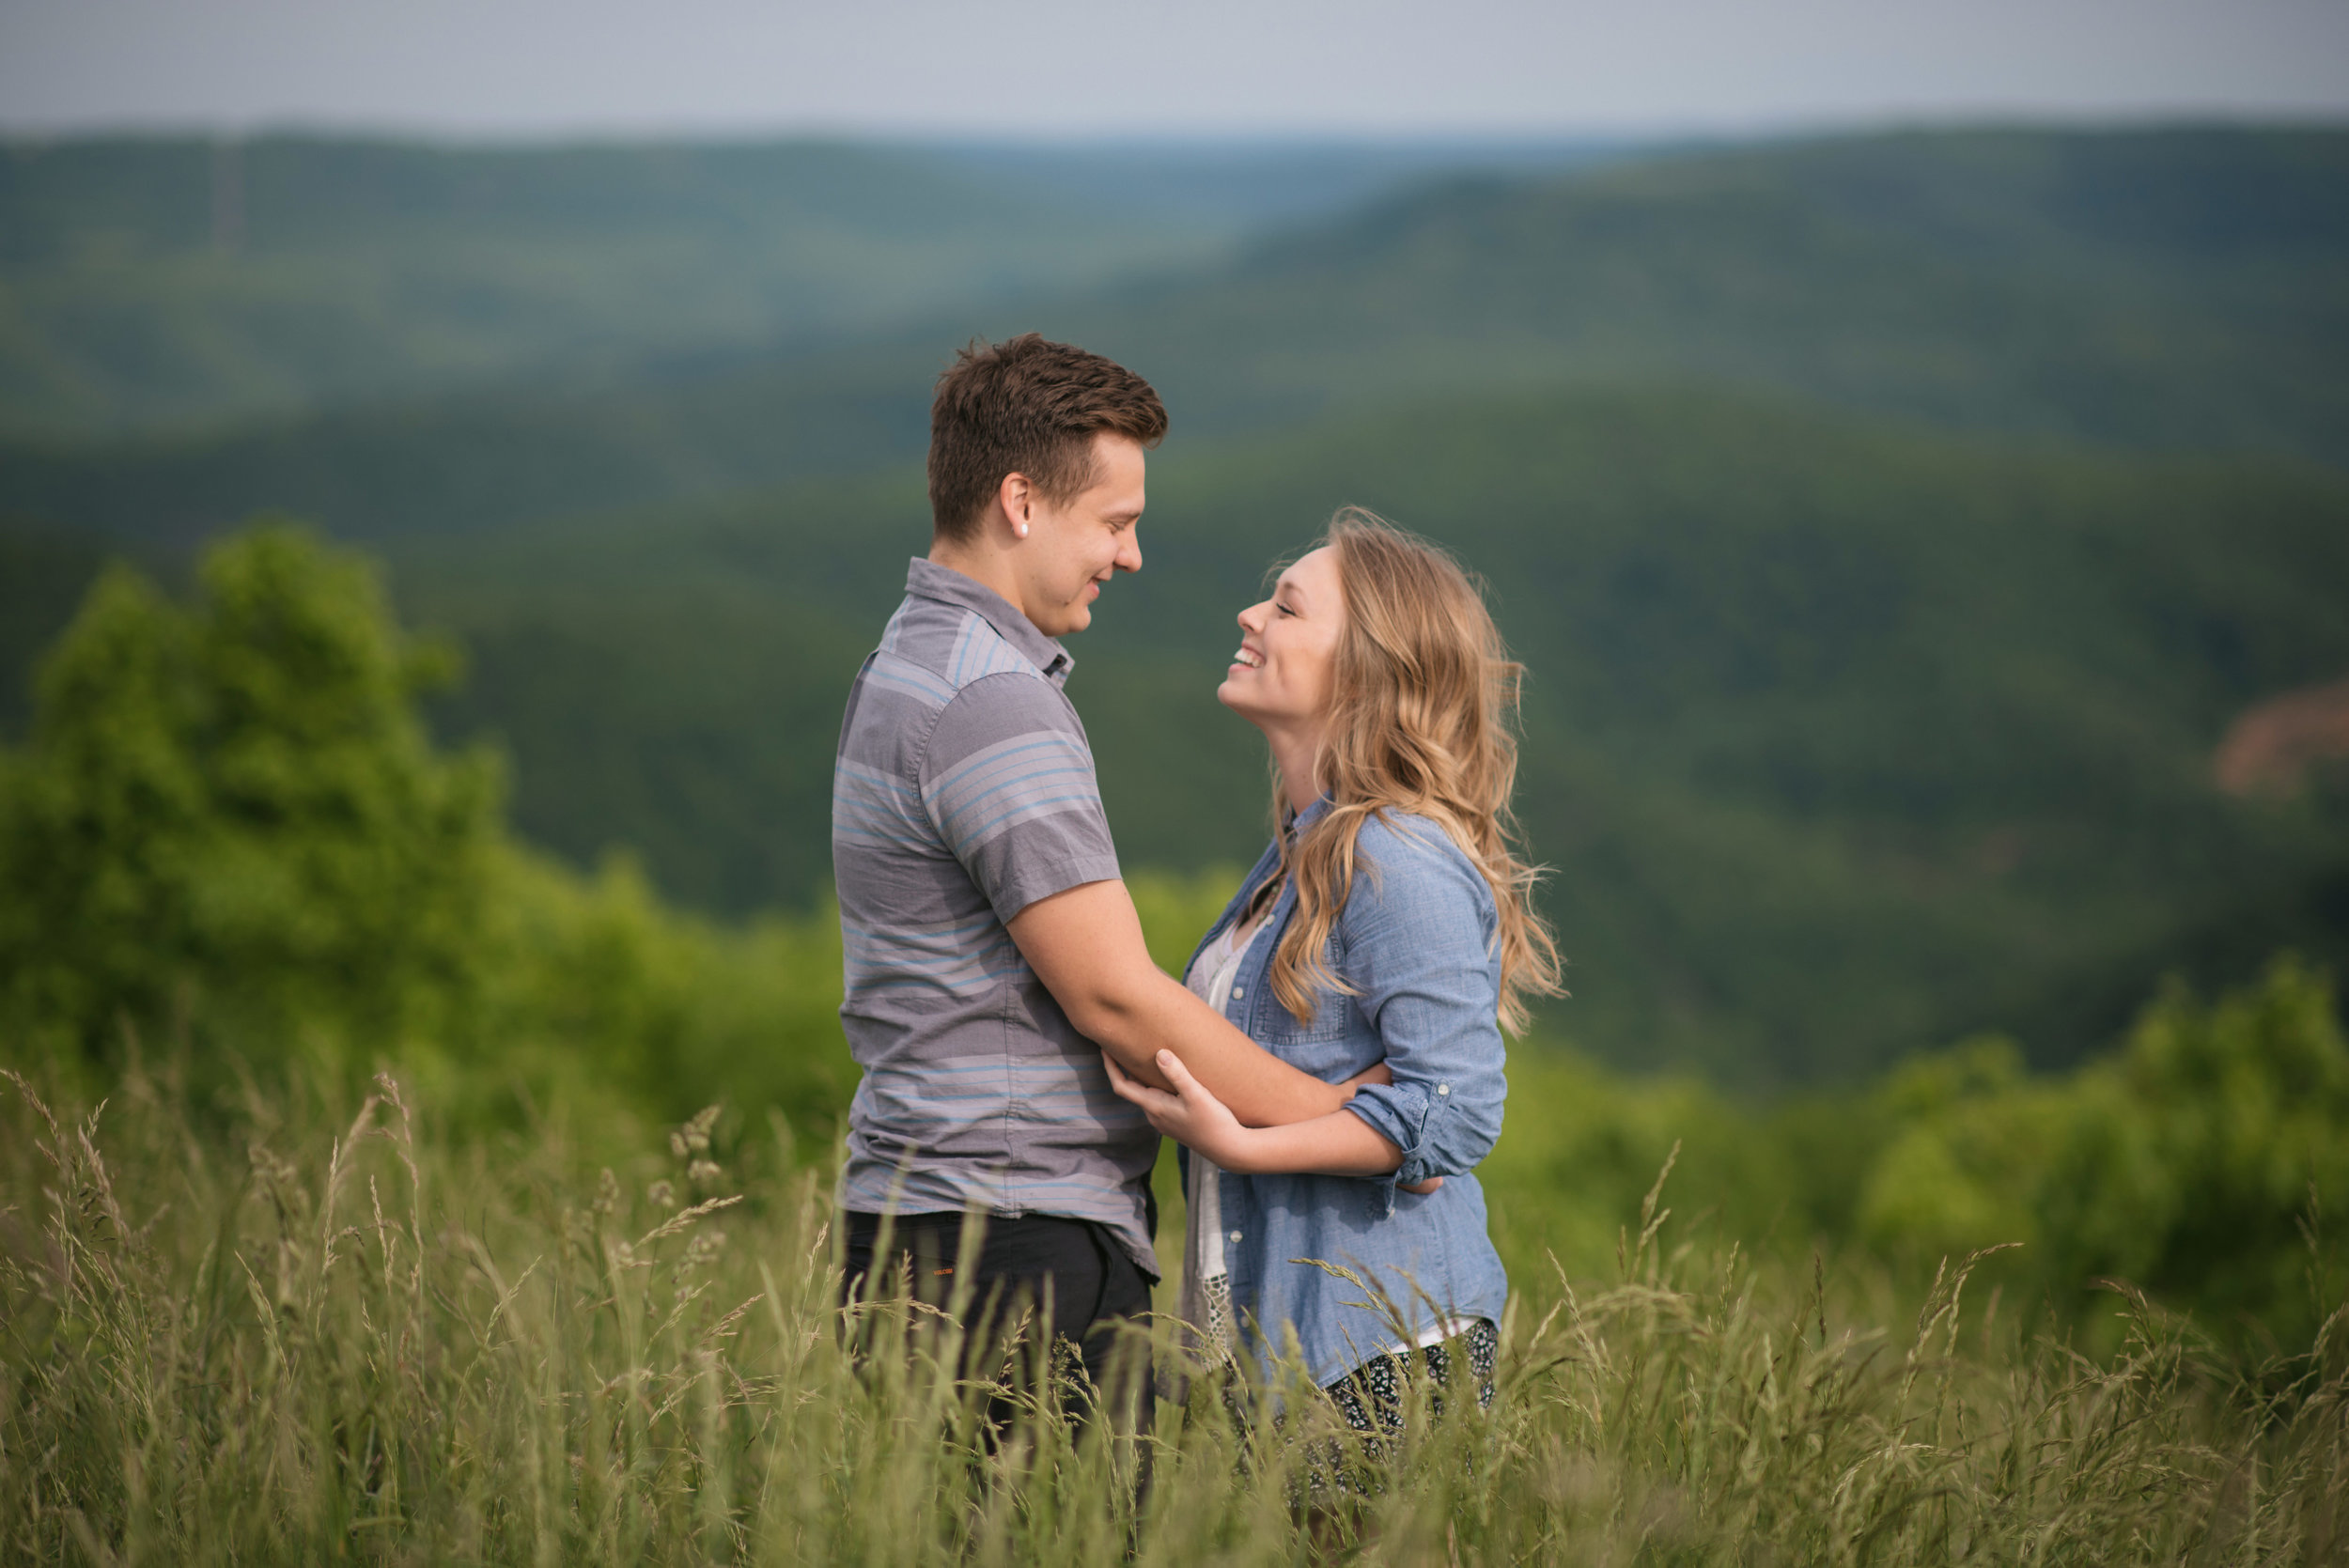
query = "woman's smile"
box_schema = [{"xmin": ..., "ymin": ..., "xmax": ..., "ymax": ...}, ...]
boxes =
[{"xmin": 1219, "ymin": 545, "xmax": 1344, "ymax": 745}]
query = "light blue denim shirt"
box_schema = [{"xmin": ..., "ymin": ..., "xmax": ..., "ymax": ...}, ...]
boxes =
[{"xmin": 1185, "ymin": 800, "xmax": 1510, "ymax": 1389}]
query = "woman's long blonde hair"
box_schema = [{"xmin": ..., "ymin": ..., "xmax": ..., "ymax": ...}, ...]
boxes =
[{"xmin": 1263, "ymin": 509, "xmax": 1563, "ymax": 1035}]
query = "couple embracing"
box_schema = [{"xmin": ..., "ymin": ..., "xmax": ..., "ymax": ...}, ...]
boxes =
[{"xmin": 832, "ymin": 334, "xmax": 1560, "ymax": 1436}]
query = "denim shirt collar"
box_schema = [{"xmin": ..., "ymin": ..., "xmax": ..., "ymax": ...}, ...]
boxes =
[
  {"xmin": 1180, "ymin": 795, "xmax": 1333, "ymax": 983},
  {"xmin": 1285, "ymin": 795, "xmax": 1333, "ymax": 834},
  {"xmin": 903, "ymin": 557, "xmax": 1075, "ymax": 686}
]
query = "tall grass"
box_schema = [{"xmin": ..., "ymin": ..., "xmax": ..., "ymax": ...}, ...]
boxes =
[{"xmin": 3, "ymin": 1064, "xmax": 2342, "ymax": 1565}]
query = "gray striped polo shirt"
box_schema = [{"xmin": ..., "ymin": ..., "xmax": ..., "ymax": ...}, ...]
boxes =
[{"xmin": 831, "ymin": 558, "xmax": 1158, "ymax": 1274}]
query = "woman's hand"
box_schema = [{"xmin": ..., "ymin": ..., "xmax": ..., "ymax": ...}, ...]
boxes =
[
  {"xmin": 1107, "ymin": 1049, "xmax": 1260, "ymax": 1170},
  {"xmin": 1107, "ymin": 1049, "xmax": 1444, "ymax": 1193}
]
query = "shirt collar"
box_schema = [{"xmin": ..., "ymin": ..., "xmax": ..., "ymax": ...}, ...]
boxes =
[
  {"xmin": 903, "ymin": 558, "xmax": 1075, "ymax": 684},
  {"xmin": 1283, "ymin": 796, "xmax": 1334, "ymax": 836}
]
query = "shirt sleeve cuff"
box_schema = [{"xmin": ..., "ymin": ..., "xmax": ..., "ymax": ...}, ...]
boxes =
[
  {"xmin": 1346, "ymin": 1082, "xmax": 1432, "ymax": 1186},
  {"xmin": 990, "ymin": 853, "xmax": 1125, "ymax": 924}
]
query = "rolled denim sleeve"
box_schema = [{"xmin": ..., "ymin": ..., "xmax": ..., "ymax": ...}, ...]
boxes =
[{"xmin": 1337, "ymin": 815, "xmax": 1508, "ymax": 1204}]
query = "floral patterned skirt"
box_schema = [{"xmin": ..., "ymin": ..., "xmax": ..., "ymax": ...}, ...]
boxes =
[{"xmin": 1324, "ymin": 1317, "xmax": 1500, "ymax": 1435}]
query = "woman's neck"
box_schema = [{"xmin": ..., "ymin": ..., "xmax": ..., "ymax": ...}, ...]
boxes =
[{"xmin": 1261, "ymin": 718, "xmax": 1327, "ymax": 817}]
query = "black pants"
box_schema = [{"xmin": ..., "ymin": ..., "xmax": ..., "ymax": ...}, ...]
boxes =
[{"xmin": 840, "ymin": 1209, "xmax": 1155, "ymax": 1425}]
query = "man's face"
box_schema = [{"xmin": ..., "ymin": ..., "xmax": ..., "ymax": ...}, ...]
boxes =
[{"xmin": 1012, "ymin": 432, "xmax": 1146, "ymax": 637}]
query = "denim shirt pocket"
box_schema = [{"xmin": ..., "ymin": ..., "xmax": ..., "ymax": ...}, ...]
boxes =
[{"xmin": 1252, "ymin": 931, "xmax": 1351, "ymax": 1050}]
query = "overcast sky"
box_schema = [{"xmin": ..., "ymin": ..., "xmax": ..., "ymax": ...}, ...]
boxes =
[{"xmin": 4, "ymin": 0, "xmax": 2345, "ymax": 141}]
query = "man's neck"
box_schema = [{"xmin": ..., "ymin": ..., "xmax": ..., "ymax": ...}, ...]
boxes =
[{"xmin": 926, "ymin": 539, "xmax": 1031, "ymax": 627}]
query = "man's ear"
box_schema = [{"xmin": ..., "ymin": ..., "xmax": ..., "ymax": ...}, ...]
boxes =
[{"xmin": 997, "ymin": 473, "xmax": 1034, "ymax": 540}]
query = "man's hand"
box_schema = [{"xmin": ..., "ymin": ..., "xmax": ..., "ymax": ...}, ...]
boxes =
[{"xmin": 1105, "ymin": 1051, "xmax": 1257, "ymax": 1170}]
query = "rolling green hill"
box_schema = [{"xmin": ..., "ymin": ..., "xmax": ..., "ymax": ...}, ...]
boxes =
[
  {"xmin": 5, "ymin": 128, "xmax": 2343, "ymax": 553},
  {"xmin": 0, "ymin": 135, "xmax": 1223, "ymax": 438},
  {"xmin": 1040, "ymin": 126, "xmax": 2349, "ymax": 461},
  {"xmin": 0, "ymin": 340, "xmax": 943, "ymax": 549},
  {"xmin": 0, "ymin": 132, "xmax": 1647, "ymax": 443},
  {"xmin": 377, "ymin": 384, "xmax": 2349, "ymax": 1083}
]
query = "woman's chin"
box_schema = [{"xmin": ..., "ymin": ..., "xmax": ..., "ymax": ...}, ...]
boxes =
[{"xmin": 1216, "ymin": 686, "xmax": 1278, "ymax": 736}]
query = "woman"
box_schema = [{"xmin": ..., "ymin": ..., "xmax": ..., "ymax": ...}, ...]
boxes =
[{"xmin": 1109, "ymin": 508, "xmax": 1561, "ymax": 1433}]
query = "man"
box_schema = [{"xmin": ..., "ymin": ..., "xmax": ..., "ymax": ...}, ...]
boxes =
[{"xmin": 831, "ymin": 334, "xmax": 1373, "ymax": 1409}]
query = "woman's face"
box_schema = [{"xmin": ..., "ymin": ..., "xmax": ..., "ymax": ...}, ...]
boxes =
[{"xmin": 1220, "ymin": 545, "xmax": 1346, "ymax": 732}]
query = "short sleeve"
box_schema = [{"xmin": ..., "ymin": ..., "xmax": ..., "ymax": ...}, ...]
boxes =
[{"xmin": 917, "ymin": 672, "xmax": 1122, "ymax": 923}]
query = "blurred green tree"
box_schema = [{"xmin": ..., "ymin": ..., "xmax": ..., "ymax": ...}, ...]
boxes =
[
  {"xmin": 477, "ymin": 846, "xmax": 858, "ymax": 1142},
  {"xmin": 1856, "ymin": 956, "xmax": 2349, "ymax": 1347},
  {"xmin": 0, "ymin": 519, "xmax": 865, "ymax": 1147},
  {"xmin": 2113, "ymin": 957, "xmax": 2349, "ymax": 1343},
  {"xmin": 0, "ymin": 522, "xmax": 502, "ymax": 1058}
]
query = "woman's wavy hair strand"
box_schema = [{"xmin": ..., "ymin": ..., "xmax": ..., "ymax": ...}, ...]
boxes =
[{"xmin": 1265, "ymin": 508, "xmax": 1563, "ymax": 1035}]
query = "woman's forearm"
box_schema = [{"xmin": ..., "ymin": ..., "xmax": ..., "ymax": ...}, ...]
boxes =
[
  {"xmin": 1220, "ymin": 1108, "xmax": 1402, "ymax": 1177},
  {"xmin": 1009, "ymin": 880, "xmax": 1357, "ymax": 1126}
]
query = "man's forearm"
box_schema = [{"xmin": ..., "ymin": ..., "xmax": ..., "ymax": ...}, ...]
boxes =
[
  {"xmin": 1084, "ymin": 970, "xmax": 1356, "ymax": 1127},
  {"xmin": 1006, "ymin": 878, "xmax": 1361, "ymax": 1127}
]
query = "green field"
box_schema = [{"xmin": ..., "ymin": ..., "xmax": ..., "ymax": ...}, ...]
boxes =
[
  {"xmin": 2, "ymin": 520, "xmax": 2344, "ymax": 1560},
  {"xmin": 5, "ymin": 1054, "xmax": 2344, "ymax": 1565}
]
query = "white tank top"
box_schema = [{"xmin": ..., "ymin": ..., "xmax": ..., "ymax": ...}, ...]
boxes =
[{"xmin": 1177, "ymin": 895, "xmax": 1276, "ymax": 1360}]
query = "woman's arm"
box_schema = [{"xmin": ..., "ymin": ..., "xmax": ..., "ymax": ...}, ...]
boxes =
[
  {"xmin": 1107, "ymin": 1050, "xmax": 1405, "ymax": 1177},
  {"xmin": 1330, "ymin": 821, "xmax": 1510, "ymax": 1188}
]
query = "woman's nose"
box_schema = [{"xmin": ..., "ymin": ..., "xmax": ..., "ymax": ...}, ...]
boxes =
[{"xmin": 1237, "ymin": 601, "xmax": 1265, "ymax": 632}]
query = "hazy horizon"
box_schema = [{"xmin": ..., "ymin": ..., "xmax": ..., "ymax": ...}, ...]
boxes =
[
  {"xmin": 5, "ymin": 0, "xmax": 2345, "ymax": 142},
  {"xmin": 6, "ymin": 116, "xmax": 2346, "ymax": 153}
]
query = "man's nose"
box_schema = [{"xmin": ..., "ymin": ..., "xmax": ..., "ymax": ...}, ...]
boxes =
[{"xmin": 1116, "ymin": 529, "xmax": 1143, "ymax": 573}]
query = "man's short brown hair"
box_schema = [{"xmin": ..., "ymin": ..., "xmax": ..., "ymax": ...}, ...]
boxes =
[{"xmin": 927, "ymin": 334, "xmax": 1168, "ymax": 543}]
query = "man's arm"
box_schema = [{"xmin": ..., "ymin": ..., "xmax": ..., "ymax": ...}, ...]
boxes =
[
  {"xmin": 1008, "ymin": 878, "xmax": 1361, "ymax": 1128},
  {"xmin": 1107, "ymin": 1051, "xmax": 1403, "ymax": 1176}
]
